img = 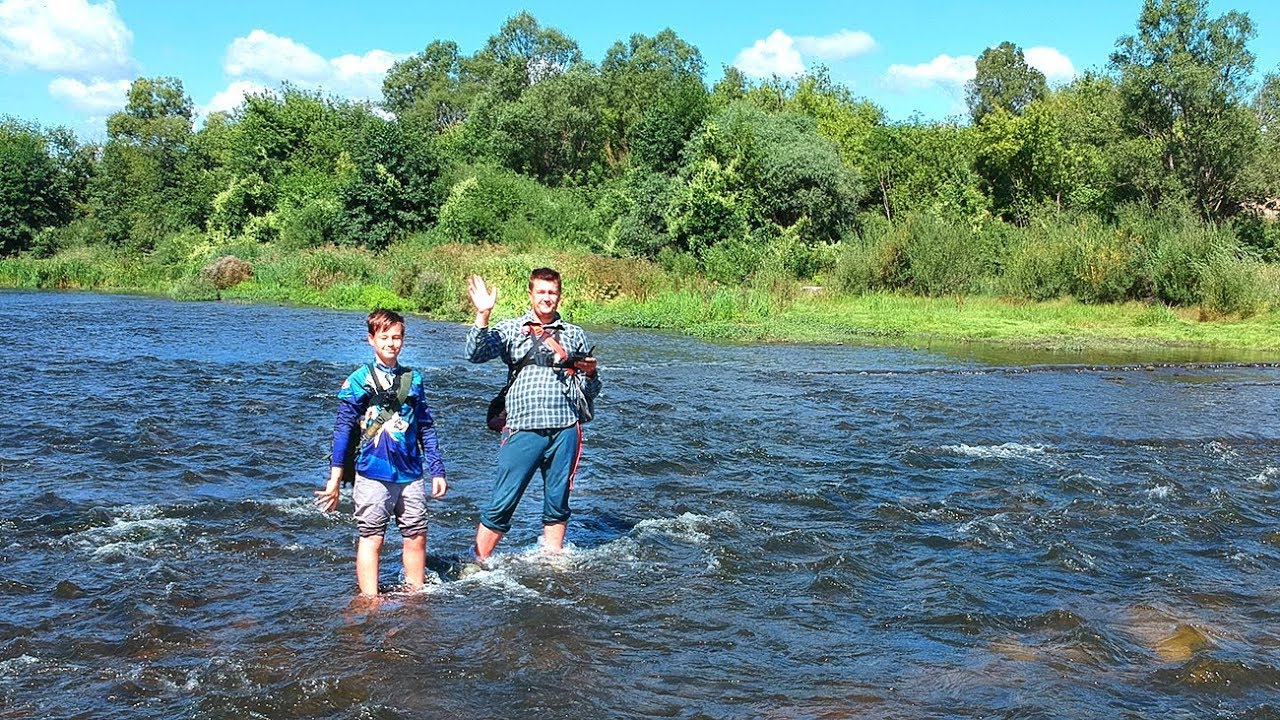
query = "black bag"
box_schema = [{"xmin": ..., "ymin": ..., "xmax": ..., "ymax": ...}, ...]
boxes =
[
  {"xmin": 486, "ymin": 390, "xmax": 510, "ymax": 433},
  {"xmin": 485, "ymin": 343, "xmax": 538, "ymax": 432}
]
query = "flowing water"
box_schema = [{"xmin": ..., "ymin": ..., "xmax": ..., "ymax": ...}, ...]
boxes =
[{"xmin": 1, "ymin": 290, "xmax": 1278, "ymax": 719}]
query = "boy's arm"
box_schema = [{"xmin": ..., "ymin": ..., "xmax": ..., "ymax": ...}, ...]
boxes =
[
  {"xmin": 414, "ymin": 382, "xmax": 447, "ymax": 498},
  {"xmin": 316, "ymin": 373, "xmax": 366, "ymax": 512}
]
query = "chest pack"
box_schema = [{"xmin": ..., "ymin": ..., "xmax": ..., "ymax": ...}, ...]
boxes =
[{"xmin": 339, "ymin": 364, "xmax": 414, "ymax": 484}]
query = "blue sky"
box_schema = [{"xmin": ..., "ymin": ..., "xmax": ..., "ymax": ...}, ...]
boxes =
[{"xmin": 3, "ymin": 0, "xmax": 1279, "ymax": 140}]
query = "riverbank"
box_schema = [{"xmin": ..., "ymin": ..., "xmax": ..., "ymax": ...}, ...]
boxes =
[{"xmin": 3, "ymin": 242, "xmax": 1279, "ymax": 356}]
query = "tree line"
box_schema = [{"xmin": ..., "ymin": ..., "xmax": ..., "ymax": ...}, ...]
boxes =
[{"xmin": 2, "ymin": 0, "xmax": 1279, "ymax": 310}]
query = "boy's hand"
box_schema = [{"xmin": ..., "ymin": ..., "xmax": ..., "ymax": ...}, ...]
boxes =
[
  {"xmin": 468, "ymin": 275, "xmax": 497, "ymax": 320},
  {"xmin": 430, "ymin": 476, "xmax": 448, "ymax": 499},
  {"xmin": 314, "ymin": 472, "xmax": 342, "ymax": 512}
]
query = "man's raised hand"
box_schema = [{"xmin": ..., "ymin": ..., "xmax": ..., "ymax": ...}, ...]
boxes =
[{"xmin": 468, "ymin": 275, "xmax": 497, "ymax": 316}]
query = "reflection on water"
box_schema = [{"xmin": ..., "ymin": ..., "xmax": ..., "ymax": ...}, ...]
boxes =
[{"xmin": 0, "ymin": 290, "xmax": 1278, "ymax": 719}]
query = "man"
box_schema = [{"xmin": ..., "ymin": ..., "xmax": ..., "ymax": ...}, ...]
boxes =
[{"xmin": 465, "ymin": 267, "xmax": 601, "ymax": 563}]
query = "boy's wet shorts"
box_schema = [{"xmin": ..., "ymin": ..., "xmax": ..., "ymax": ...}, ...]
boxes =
[{"xmin": 352, "ymin": 476, "xmax": 427, "ymax": 538}]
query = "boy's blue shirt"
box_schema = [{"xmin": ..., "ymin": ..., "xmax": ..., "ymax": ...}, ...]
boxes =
[{"xmin": 330, "ymin": 363, "xmax": 446, "ymax": 483}]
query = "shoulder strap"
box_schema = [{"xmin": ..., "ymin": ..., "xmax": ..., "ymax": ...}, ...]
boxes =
[{"xmin": 359, "ymin": 366, "xmax": 413, "ymax": 445}]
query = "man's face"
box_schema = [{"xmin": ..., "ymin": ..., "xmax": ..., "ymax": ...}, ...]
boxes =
[
  {"xmin": 367, "ymin": 323, "xmax": 404, "ymax": 366},
  {"xmin": 528, "ymin": 278, "xmax": 561, "ymax": 318}
]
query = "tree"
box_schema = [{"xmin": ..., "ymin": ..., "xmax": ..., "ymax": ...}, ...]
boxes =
[
  {"xmin": 974, "ymin": 103, "xmax": 1072, "ymax": 220},
  {"xmin": 92, "ymin": 77, "xmax": 210, "ymax": 249},
  {"xmin": 491, "ymin": 66, "xmax": 605, "ymax": 185},
  {"xmin": 966, "ymin": 42, "xmax": 1048, "ymax": 122},
  {"xmin": 470, "ymin": 13, "xmax": 584, "ymax": 102},
  {"xmin": 1110, "ymin": 0, "xmax": 1260, "ymax": 217},
  {"xmin": 382, "ymin": 40, "xmax": 480, "ymax": 129},
  {"xmin": 600, "ymin": 29, "xmax": 705, "ymax": 165},
  {"xmin": 0, "ymin": 120, "xmax": 76, "ymax": 255},
  {"xmin": 864, "ymin": 120, "xmax": 987, "ymax": 221},
  {"xmin": 786, "ymin": 69, "xmax": 884, "ymax": 187},
  {"xmin": 338, "ymin": 118, "xmax": 445, "ymax": 250}
]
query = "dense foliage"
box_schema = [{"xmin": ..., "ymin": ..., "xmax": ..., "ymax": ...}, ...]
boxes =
[{"xmin": 3, "ymin": 1, "xmax": 1280, "ymax": 316}]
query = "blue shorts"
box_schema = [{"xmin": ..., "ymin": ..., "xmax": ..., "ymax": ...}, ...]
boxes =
[{"xmin": 480, "ymin": 425, "xmax": 582, "ymax": 534}]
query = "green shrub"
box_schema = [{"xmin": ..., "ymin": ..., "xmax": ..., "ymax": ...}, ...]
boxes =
[
  {"xmin": 1198, "ymin": 253, "xmax": 1267, "ymax": 317},
  {"xmin": 278, "ymin": 199, "xmax": 340, "ymax": 250},
  {"xmin": 900, "ymin": 213, "xmax": 983, "ymax": 296},
  {"xmin": 435, "ymin": 167, "xmax": 601, "ymax": 249},
  {"xmin": 169, "ymin": 275, "xmax": 220, "ymax": 301}
]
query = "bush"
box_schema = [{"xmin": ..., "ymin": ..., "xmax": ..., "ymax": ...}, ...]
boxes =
[
  {"xmin": 900, "ymin": 213, "xmax": 984, "ymax": 296},
  {"xmin": 392, "ymin": 266, "xmax": 455, "ymax": 313},
  {"xmin": 832, "ymin": 223, "xmax": 908, "ymax": 294},
  {"xmin": 200, "ymin": 255, "xmax": 254, "ymax": 290},
  {"xmin": 435, "ymin": 168, "xmax": 602, "ymax": 250},
  {"xmin": 1198, "ymin": 253, "xmax": 1267, "ymax": 318},
  {"xmin": 169, "ymin": 275, "xmax": 219, "ymax": 301}
]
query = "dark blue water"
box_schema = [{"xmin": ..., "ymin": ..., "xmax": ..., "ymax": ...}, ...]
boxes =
[{"xmin": 1, "ymin": 290, "xmax": 1278, "ymax": 719}]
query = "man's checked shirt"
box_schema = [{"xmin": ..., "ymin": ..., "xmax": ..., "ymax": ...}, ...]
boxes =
[{"xmin": 465, "ymin": 310, "xmax": 602, "ymax": 431}]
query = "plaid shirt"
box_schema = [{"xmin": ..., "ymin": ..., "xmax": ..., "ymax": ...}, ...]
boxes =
[{"xmin": 465, "ymin": 310, "xmax": 602, "ymax": 431}]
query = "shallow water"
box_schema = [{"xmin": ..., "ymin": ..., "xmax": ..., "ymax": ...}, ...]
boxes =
[{"xmin": 1, "ymin": 290, "xmax": 1278, "ymax": 719}]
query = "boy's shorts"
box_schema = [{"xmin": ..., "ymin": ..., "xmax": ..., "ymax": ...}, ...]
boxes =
[{"xmin": 352, "ymin": 476, "xmax": 427, "ymax": 538}]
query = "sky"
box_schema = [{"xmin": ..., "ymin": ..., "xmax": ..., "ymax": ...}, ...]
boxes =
[{"xmin": 3, "ymin": 0, "xmax": 1279, "ymax": 140}]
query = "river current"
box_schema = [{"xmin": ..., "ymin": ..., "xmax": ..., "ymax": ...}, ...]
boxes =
[{"xmin": 1, "ymin": 291, "xmax": 1277, "ymax": 719}]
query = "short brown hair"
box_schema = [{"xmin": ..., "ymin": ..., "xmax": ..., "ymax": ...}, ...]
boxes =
[
  {"xmin": 528, "ymin": 267, "xmax": 561, "ymax": 290},
  {"xmin": 367, "ymin": 308, "xmax": 405, "ymax": 335}
]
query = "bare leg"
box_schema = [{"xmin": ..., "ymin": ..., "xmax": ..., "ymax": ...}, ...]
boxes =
[
  {"xmin": 474, "ymin": 524, "xmax": 504, "ymax": 562},
  {"xmin": 402, "ymin": 534, "xmax": 426, "ymax": 590},
  {"xmin": 542, "ymin": 521, "xmax": 566, "ymax": 554},
  {"xmin": 356, "ymin": 535, "xmax": 384, "ymax": 596}
]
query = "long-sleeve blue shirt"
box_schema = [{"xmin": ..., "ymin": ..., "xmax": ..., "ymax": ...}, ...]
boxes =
[{"xmin": 330, "ymin": 363, "xmax": 445, "ymax": 483}]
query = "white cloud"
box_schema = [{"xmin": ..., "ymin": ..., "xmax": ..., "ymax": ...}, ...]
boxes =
[
  {"xmin": 1024, "ymin": 46, "xmax": 1076, "ymax": 83},
  {"xmin": 329, "ymin": 48, "xmax": 400, "ymax": 98},
  {"xmin": 48, "ymin": 76, "xmax": 130, "ymax": 112},
  {"xmin": 0, "ymin": 0, "xmax": 132, "ymax": 76},
  {"xmin": 224, "ymin": 29, "xmax": 402, "ymax": 101},
  {"xmin": 794, "ymin": 29, "xmax": 877, "ymax": 60},
  {"xmin": 734, "ymin": 28, "xmax": 877, "ymax": 79},
  {"xmin": 734, "ymin": 29, "xmax": 805, "ymax": 78},
  {"xmin": 202, "ymin": 80, "xmax": 268, "ymax": 117},
  {"xmin": 225, "ymin": 29, "xmax": 328, "ymax": 83},
  {"xmin": 885, "ymin": 54, "xmax": 976, "ymax": 90}
]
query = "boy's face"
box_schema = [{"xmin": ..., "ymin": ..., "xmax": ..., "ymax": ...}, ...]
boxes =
[
  {"xmin": 367, "ymin": 323, "xmax": 404, "ymax": 367},
  {"xmin": 527, "ymin": 278, "xmax": 561, "ymax": 319}
]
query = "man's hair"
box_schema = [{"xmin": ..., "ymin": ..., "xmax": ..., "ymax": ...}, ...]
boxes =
[
  {"xmin": 367, "ymin": 308, "xmax": 405, "ymax": 335},
  {"xmin": 528, "ymin": 267, "xmax": 561, "ymax": 291}
]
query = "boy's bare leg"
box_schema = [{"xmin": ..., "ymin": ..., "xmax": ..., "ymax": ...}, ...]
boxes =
[
  {"xmin": 356, "ymin": 535, "xmax": 384, "ymax": 596},
  {"xmin": 474, "ymin": 524, "xmax": 504, "ymax": 562},
  {"xmin": 402, "ymin": 534, "xmax": 426, "ymax": 589},
  {"xmin": 542, "ymin": 521, "xmax": 566, "ymax": 554}
]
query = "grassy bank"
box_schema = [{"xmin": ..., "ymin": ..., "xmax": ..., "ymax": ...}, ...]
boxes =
[{"xmin": 3, "ymin": 240, "xmax": 1280, "ymax": 355}]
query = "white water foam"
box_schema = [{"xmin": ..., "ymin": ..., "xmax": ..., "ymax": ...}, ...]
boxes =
[
  {"xmin": 1145, "ymin": 485, "xmax": 1173, "ymax": 500},
  {"xmin": 940, "ymin": 443, "xmax": 1050, "ymax": 460},
  {"xmin": 61, "ymin": 515, "xmax": 188, "ymax": 560},
  {"xmin": 631, "ymin": 511, "xmax": 742, "ymax": 545},
  {"xmin": 1250, "ymin": 467, "xmax": 1279, "ymax": 487}
]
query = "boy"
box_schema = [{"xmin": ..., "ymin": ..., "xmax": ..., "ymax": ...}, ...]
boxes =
[{"xmin": 315, "ymin": 309, "xmax": 447, "ymax": 596}]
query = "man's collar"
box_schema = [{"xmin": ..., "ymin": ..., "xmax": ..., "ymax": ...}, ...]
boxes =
[{"xmin": 520, "ymin": 309, "xmax": 563, "ymax": 327}]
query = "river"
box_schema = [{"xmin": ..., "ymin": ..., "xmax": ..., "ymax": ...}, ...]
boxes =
[{"xmin": 1, "ymin": 290, "xmax": 1277, "ymax": 719}]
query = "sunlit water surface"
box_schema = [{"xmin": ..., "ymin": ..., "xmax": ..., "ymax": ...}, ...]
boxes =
[{"xmin": 1, "ymin": 291, "xmax": 1278, "ymax": 719}]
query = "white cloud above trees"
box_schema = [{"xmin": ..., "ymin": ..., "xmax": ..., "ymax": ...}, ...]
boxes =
[
  {"xmin": 0, "ymin": 0, "xmax": 133, "ymax": 76},
  {"xmin": 884, "ymin": 54, "xmax": 977, "ymax": 90},
  {"xmin": 222, "ymin": 29, "xmax": 402, "ymax": 101},
  {"xmin": 1024, "ymin": 46, "xmax": 1076, "ymax": 83},
  {"xmin": 734, "ymin": 28, "xmax": 876, "ymax": 78},
  {"xmin": 47, "ymin": 76, "xmax": 130, "ymax": 112}
]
